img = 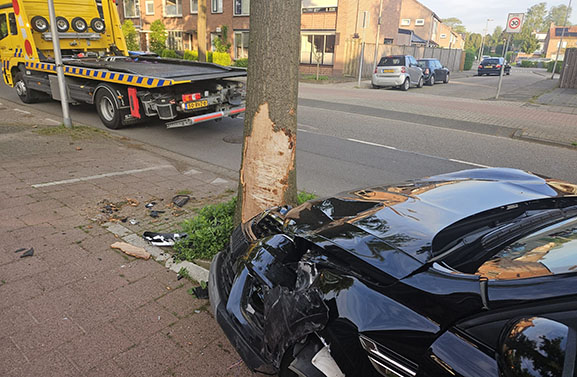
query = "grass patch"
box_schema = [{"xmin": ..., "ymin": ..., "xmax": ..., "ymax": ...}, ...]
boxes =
[
  {"xmin": 36, "ymin": 125, "xmax": 108, "ymax": 140},
  {"xmin": 176, "ymin": 189, "xmax": 193, "ymax": 195},
  {"xmin": 572, "ymin": 142, "xmax": 577, "ymax": 147},
  {"xmin": 301, "ymin": 74, "xmax": 330, "ymax": 81},
  {"xmin": 174, "ymin": 191, "xmax": 318, "ymax": 262}
]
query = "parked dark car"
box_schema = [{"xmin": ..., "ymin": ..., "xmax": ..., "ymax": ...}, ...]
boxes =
[
  {"xmin": 418, "ymin": 58, "xmax": 450, "ymax": 85},
  {"xmin": 478, "ymin": 57, "xmax": 511, "ymax": 76},
  {"xmin": 210, "ymin": 168, "xmax": 577, "ymax": 377}
]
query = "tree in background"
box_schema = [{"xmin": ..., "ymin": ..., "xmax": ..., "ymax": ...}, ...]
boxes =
[
  {"xmin": 149, "ymin": 20, "xmax": 167, "ymax": 55},
  {"xmin": 546, "ymin": 4, "xmax": 573, "ymax": 27},
  {"xmin": 526, "ymin": 2, "xmax": 548, "ymax": 32},
  {"xmin": 236, "ymin": 0, "xmax": 301, "ymax": 223},
  {"xmin": 465, "ymin": 33, "xmax": 482, "ymax": 52},
  {"xmin": 121, "ymin": 20, "xmax": 139, "ymax": 51},
  {"xmin": 442, "ymin": 17, "xmax": 467, "ymax": 34}
]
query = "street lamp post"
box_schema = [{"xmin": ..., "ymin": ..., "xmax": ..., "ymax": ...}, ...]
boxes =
[
  {"xmin": 47, "ymin": 0, "xmax": 72, "ymax": 128},
  {"xmin": 550, "ymin": 0, "xmax": 573, "ymax": 79},
  {"xmin": 478, "ymin": 18, "xmax": 493, "ymax": 61}
]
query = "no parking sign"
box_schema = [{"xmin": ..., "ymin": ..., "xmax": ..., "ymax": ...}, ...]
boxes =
[{"xmin": 506, "ymin": 13, "xmax": 524, "ymax": 33}]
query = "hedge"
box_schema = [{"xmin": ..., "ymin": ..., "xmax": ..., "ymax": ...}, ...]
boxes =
[
  {"xmin": 233, "ymin": 58, "xmax": 248, "ymax": 67},
  {"xmin": 520, "ymin": 60, "xmax": 538, "ymax": 68},
  {"xmin": 183, "ymin": 50, "xmax": 199, "ymax": 61},
  {"xmin": 212, "ymin": 52, "xmax": 231, "ymax": 66},
  {"xmin": 161, "ymin": 49, "xmax": 180, "ymax": 59},
  {"xmin": 464, "ymin": 50, "xmax": 475, "ymax": 71},
  {"xmin": 547, "ymin": 60, "xmax": 563, "ymax": 74}
]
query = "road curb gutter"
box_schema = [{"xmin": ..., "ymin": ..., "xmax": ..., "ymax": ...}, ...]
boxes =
[
  {"xmin": 512, "ymin": 129, "xmax": 577, "ymax": 150},
  {"xmin": 103, "ymin": 222, "xmax": 210, "ymax": 283}
]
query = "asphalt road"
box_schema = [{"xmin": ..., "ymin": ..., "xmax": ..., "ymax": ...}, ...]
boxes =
[{"xmin": 1, "ymin": 70, "xmax": 576, "ymax": 198}]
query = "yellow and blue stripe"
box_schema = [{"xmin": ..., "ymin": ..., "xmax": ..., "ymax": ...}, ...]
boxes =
[{"xmin": 24, "ymin": 62, "xmax": 175, "ymax": 88}]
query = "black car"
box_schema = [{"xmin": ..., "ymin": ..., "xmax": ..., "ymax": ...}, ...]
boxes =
[
  {"xmin": 210, "ymin": 168, "xmax": 577, "ymax": 377},
  {"xmin": 418, "ymin": 58, "xmax": 450, "ymax": 85},
  {"xmin": 478, "ymin": 57, "xmax": 511, "ymax": 76}
]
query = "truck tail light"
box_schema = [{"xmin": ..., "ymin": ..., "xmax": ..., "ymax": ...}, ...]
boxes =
[
  {"xmin": 478, "ymin": 65, "xmax": 483, "ymax": 69},
  {"xmin": 401, "ymin": 66, "xmax": 407, "ymax": 73},
  {"xmin": 374, "ymin": 68, "xmax": 377, "ymax": 74},
  {"xmin": 182, "ymin": 93, "xmax": 201, "ymax": 102},
  {"xmin": 496, "ymin": 64, "xmax": 502, "ymax": 68},
  {"xmin": 424, "ymin": 68, "xmax": 430, "ymax": 75}
]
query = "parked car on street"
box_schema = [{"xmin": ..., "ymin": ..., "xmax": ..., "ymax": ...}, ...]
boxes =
[
  {"xmin": 372, "ymin": 55, "xmax": 423, "ymax": 91},
  {"xmin": 210, "ymin": 168, "xmax": 577, "ymax": 377},
  {"xmin": 478, "ymin": 57, "xmax": 511, "ymax": 76},
  {"xmin": 417, "ymin": 58, "xmax": 450, "ymax": 85}
]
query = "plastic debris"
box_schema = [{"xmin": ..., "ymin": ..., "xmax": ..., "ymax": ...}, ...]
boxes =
[
  {"xmin": 149, "ymin": 210, "xmax": 165, "ymax": 218},
  {"xmin": 172, "ymin": 195, "xmax": 190, "ymax": 208},
  {"xmin": 20, "ymin": 248, "xmax": 35, "ymax": 258},
  {"xmin": 110, "ymin": 242, "xmax": 151, "ymax": 260},
  {"xmin": 143, "ymin": 232, "xmax": 189, "ymax": 246},
  {"xmin": 14, "ymin": 248, "xmax": 27, "ymax": 253},
  {"xmin": 129, "ymin": 219, "xmax": 139, "ymax": 225},
  {"xmin": 145, "ymin": 201, "xmax": 157, "ymax": 208}
]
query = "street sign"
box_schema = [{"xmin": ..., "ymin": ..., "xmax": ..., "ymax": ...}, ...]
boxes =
[{"xmin": 506, "ymin": 13, "xmax": 524, "ymax": 33}]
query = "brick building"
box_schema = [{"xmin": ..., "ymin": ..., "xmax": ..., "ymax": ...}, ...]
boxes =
[
  {"xmin": 117, "ymin": 0, "xmax": 404, "ymax": 76},
  {"xmin": 397, "ymin": 0, "xmax": 464, "ymax": 48},
  {"xmin": 543, "ymin": 24, "xmax": 577, "ymax": 60}
]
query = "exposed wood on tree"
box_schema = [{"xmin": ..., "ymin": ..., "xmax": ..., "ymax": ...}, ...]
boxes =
[
  {"xmin": 237, "ymin": 0, "xmax": 301, "ymax": 223},
  {"xmin": 198, "ymin": 0, "xmax": 207, "ymax": 62}
]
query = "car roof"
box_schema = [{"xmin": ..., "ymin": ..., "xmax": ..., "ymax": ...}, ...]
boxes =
[
  {"xmin": 289, "ymin": 168, "xmax": 577, "ymax": 264},
  {"xmin": 418, "ymin": 58, "xmax": 438, "ymax": 61}
]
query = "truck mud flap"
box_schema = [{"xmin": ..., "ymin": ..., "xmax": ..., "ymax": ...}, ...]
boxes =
[
  {"xmin": 263, "ymin": 286, "xmax": 329, "ymax": 368},
  {"xmin": 165, "ymin": 106, "xmax": 245, "ymax": 129}
]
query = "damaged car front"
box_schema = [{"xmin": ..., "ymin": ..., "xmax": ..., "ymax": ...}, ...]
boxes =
[{"xmin": 209, "ymin": 168, "xmax": 577, "ymax": 377}]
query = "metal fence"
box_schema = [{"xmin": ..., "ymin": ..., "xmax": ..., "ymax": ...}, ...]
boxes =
[
  {"xmin": 560, "ymin": 48, "xmax": 577, "ymax": 89},
  {"xmin": 344, "ymin": 40, "xmax": 464, "ymax": 78}
]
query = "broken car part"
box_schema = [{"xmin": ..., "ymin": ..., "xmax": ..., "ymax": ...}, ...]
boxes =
[
  {"xmin": 19, "ymin": 248, "xmax": 34, "ymax": 258},
  {"xmin": 142, "ymin": 232, "xmax": 189, "ymax": 247},
  {"xmin": 209, "ymin": 168, "xmax": 577, "ymax": 377},
  {"xmin": 149, "ymin": 210, "xmax": 165, "ymax": 218},
  {"xmin": 172, "ymin": 195, "xmax": 190, "ymax": 208}
]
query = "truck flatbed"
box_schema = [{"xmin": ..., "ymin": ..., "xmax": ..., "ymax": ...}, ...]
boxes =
[{"xmin": 26, "ymin": 57, "xmax": 247, "ymax": 88}]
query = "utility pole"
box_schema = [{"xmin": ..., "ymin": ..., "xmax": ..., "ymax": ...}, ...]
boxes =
[
  {"xmin": 198, "ymin": 0, "xmax": 207, "ymax": 62},
  {"xmin": 357, "ymin": 11, "xmax": 368, "ymax": 87},
  {"xmin": 478, "ymin": 18, "xmax": 493, "ymax": 60},
  {"xmin": 550, "ymin": 0, "xmax": 572, "ymax": 79},
  {"xmin": 47, "ymin": 0, "xmax": 72, "ymax": 128},
  {"xmin": 372, "ymin": 0, "xmax": 384, "ymax": 70}
]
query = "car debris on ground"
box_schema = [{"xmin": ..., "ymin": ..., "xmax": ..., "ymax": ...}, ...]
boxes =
[{"xmin": 110, "ymin": 242, "xmax": 151, "ymax": 260}]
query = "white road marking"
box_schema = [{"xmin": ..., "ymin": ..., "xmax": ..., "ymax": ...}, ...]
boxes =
[
  {"xmin": 298, "ymin": 123, "xmax": 319, "ymax": 131},
  {"xmin": 344, "ymin": 137, "xmax": 492, "ymax": 168},
  {"xmin": 14, "ymin": 108, "xmax": 31, "ymax": 115},
  {"xmin": 31, "ymin": 165, "xmax": 173, "ymax": 188},
  {"xmin": 46, "ymin": 118, "xmax": 61, "ymax": 124},
  {"xmin": 211, "ymin": 178, "xmax": 228, "ymax": 185}
]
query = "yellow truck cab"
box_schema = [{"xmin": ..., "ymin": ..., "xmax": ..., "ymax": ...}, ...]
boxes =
[{"xmin": 0, "ymin": 0, "xmax": 246, "ymax": 129}]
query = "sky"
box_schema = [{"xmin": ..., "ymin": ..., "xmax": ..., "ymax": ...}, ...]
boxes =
[{"xmin": 419, "ymin": 0, "xmax": 577, "ymax": 33}]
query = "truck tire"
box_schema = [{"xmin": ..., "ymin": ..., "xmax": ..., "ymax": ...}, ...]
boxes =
[
  {"xmin": 14, "ymin": 72, "xmax": 39, "ymax": 104},
  {"xmin": 95, "ymin": 87, "xmax": 125, "ymax": 129}
]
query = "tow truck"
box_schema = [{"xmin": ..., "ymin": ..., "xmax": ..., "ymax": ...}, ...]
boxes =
[{"xmin": 0, "ymin": 0, "xmax": 246, "ymax": 129}]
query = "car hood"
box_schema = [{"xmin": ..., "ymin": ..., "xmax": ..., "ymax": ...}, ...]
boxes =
[{"xmin": 284, "ymin": 168, "xmax": 577, "ymax": 275}]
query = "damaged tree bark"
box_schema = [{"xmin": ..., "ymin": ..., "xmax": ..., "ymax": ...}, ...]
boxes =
[{"xmin": 236, "ymin": 0, "xmax": 301, "ymax": 224}]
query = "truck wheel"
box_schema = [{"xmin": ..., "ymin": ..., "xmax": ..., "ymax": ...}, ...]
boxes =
[
  {"xmin": 14, "ymin": 72, "xmax": 38, "ymax": 104},
  {"xmin": 95, "ymin": 88, "xmax": 125, "ymax": 129}
]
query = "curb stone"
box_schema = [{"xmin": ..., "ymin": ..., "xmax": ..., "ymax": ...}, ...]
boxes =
[{"xmin": 103, "ymin": 222, "xmax": 210, "ymax": 283}]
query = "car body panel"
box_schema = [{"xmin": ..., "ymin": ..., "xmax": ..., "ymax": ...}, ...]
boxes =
[
  {"xmin": 478, "ymin": 57, "xmax": 511, "ymax": 75},
  {"xmin": 371, "ymin": 55, "xmax": 423, "ymax": 88},
  {"xmin": 418, "ymin": 58, "xmax": 449, "ymax": 84},
  {"xmin": 209, "ymin": 168, "xmax": 577, "ymax": 377}
]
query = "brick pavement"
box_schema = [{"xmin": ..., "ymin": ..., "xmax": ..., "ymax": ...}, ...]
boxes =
[
  {"xmin": 0, "ymin": 110, "xmax": 257, "ymax": 375},
  {"xmin": 300, "ymin": 82, "xmax": 577, "ymax": 148}
]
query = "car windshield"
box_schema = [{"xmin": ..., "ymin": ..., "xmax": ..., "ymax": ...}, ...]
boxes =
[
  {"xmin": 378, "ymin": 57, "xmax": 405, "ymax": 66},
  {"xmin": 482, "ymin": 59, "xmax": 500, "ymax": 65},
  {"xmin": 476, "ymin": 217, "xmax": 577, "ymax": 280},
  {"xmin": 417, "ymin": 60, "xmax": 430, "ymax": 68}
]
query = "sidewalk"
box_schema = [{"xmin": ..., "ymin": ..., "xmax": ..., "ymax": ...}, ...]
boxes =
[{"xmin": 0, "ymin": 100, "xmax": 256, "ymax": 376}]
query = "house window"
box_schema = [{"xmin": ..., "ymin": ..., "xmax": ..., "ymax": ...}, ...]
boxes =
[
  {"xmin": 440, "ymin": 33, "xmax": 446, "ymax": 39},
  {"xmin": 234, "ymin": 0, "xmax": 249, "ymax": 15},
  {"xmin": 415, "ymin": 19, "xmax": 425, "ymax": 26},
  {"xmin": 557, "ymin": 41, "xmax": 568, "ymax": 48},
  {"xmin": 145, "ymin": 0, "xmax": 155, "ymax": 15},
  {"xmin": 400, "ymin": 19, "xmax": 410, "ymax": 26},
  {"xmin": 165, "ymin": 0, "xmax": 182, "ymax": 16},
  {"xmin": 300, "ymin": 34, "xmax": 336, "ymax": 66},
  {"xmin": 167, "ymin": 30, "xmax": 184, "ymax": 50},
  {"xmin": 234, "ymin": 31, "xmax": 249, "ymax": 59},
  {"xmin": 212, "ymin": 0, "xmax": 223, "ymax": 13},
  {"xmin": 124, "ymin": 0, "xmax": 140, "ymax": 18},
  {"xmin": 190, "ymin": 0, "xmax": 198, "ymax": 13}
]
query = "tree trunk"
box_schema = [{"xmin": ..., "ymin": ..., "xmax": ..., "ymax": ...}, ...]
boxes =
[
  {"xmin": 198, "ymin": 0, "xmax": 207, "ymax": 62},
  {"xmin": 236, "ymin": 0, "xmax": 301, "ymax": 224}
]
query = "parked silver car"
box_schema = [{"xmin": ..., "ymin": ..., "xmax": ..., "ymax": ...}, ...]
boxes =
[{"xmin": 372, "ymin": 55, "xmax": 424, "ymax": 91}]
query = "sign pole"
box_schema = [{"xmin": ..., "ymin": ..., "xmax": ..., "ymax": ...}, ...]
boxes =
[
  {"xmin": 495, "ymin": 34, "xmax": 511, "ymax": 99},
  {"xmin": 47, "ymin": 0, "xmax": 72, "ymax": 128},
  {"xmin": 357, "ymin": 11, "xmax": 368, "ymax": 87}
]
